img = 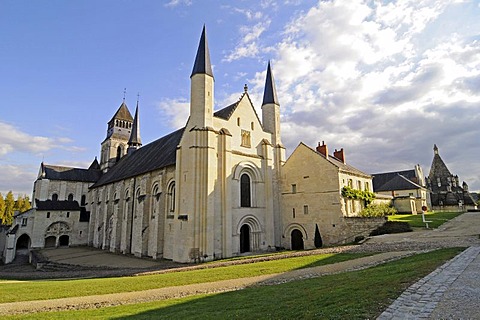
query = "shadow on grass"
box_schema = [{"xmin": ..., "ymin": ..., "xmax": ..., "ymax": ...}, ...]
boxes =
[{"xmin": 108, "ymin": 248, "xmax": 463, "ymax": 320}]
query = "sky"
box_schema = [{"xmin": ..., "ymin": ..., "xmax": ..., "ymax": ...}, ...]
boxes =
[{"xmin": 1, "ymin": 0, "xmax": 479, "ymax": 196}]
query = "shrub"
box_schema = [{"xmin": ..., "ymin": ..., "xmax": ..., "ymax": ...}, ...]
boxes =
[
  {"xmin": 341, "ymin": 186, "xmax": 376, "ymax": 205},
  {"xmin": 359, "ymin": 203, "xmax": 397, "ymax": 217},
  {"xmin": 370, "ymin": 221, "xmax": 412, "ymax": 236}
]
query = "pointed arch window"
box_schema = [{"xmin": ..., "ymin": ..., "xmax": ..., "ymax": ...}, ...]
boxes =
[
  {"xmin": 52, "ymin": 193, "xmax": 58, "ymax": 201},
  {"xmin": 167, "ymin": 182, "xmax": 176, "ymax": 212},
  {"xmin": 240, "ymin": 174, "xmax": 251, "ymax": 207},
  {"xmin": 116, "ymin": 146, "xmax": 122, "ymax": 162},
  {"xmin": 67, "ymin": 193, "xmax": 74, "ymax": 201}
]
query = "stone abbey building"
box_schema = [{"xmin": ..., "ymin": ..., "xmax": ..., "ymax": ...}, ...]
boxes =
[{"xmin": 3, "ymin": 27, "xmax": 382, "ymax": 264}]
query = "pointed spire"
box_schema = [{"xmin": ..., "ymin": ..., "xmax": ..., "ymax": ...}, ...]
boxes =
[
  {"xmin": 262, "ymin": 61, "xmax": 279, "ymax": 106},
  {"xmin": 191, "ymin": 25, "xmax": 213, "ymax": 78},
  {"xmin": 128, "ymin": 101, "xmax": 142, "ymax": 148},
  {"xmin": 434, "ymin": 144, "xmax": 438, "ymax": 155}
]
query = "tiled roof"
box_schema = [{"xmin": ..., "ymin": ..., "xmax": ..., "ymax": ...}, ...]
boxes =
[
  {"xmin": 92, "ymin": 127, "xmax": 184, "ymax": 188},
  {"xmin": 41, "ymin": 164, "xmax": 102, "ymax": 183}
]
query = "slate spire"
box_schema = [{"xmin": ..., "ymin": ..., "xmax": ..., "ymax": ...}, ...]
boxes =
[
  {"xmin": 262, "ymin": 61, "xmax": 279, "ymax": 106},
  {"xmin": 191, "ymin": 25, "xmax": 213, "ymax": 78},
  {"xmin": 128, "ymin": 102, "xmax": 142, "ymax": 148}
]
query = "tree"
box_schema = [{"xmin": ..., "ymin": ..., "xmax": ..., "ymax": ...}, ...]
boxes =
[
  {"xmin": 0, "ymin": 193, "xmax": 5, "ymax": 224},
  {"xmin": 314, "ymin": 224, "xmax": 323, "ymax": 248},
  {"xmin": 15, "ymin": 194, "xmax": 31, "ymax": 213},
  {"xmin": 2, "ymin": 191, "xmax": 15, "ymax": 225}
]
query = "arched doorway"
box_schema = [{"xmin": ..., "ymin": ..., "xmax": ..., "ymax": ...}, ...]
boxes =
[
  {"xmin": 45, "ymin": 236, "xmax": 56, "ymax": 248},
  {"xmin": 59, "ymin": 235, "xmax": 69, "ymax": 247},
  {"xmin": 16, "ymin": 234, "xmax": 31, "ymax": 250},
  {"xmin": 291, "ymin": 229, "xmax": 304, "ymax": 250},
  {"xmin": 240, "ymin": 224, "xmax": 250, "ymax": 253}
]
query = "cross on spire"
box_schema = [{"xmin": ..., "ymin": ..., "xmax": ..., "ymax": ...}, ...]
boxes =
[{"xmin": 123, "ymin": 88, "xmax": 127, "ymax": 102}]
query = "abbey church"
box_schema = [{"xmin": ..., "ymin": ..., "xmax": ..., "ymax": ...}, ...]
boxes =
[{"xmin": 3, "ymin": 27, "xmax": 382, "ymax": 264}]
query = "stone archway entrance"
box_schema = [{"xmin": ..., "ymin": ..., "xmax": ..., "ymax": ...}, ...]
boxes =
[
  {"xmin": 59, "ymin": 235, "xmax": 70, "ymax": 247},
  {"xmin": 240, "ymin": 224, "xmax": 250, "ymax": 253},
  {"xmin": 45, "ymin": 236, "xmax": 56, "ymax": 248},
  {"xmin": 16, "ymin": 234, "xmax": 31, "ymax": 250},
  {"xmin": 291, "ymin": 229, "xmax": 304, "ymax": 250}
]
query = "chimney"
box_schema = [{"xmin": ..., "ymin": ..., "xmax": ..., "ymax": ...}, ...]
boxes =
[
  {"xmin": 316, "ymin": 141, "xmax": 328, "ymax": 158},
  {"xmin": 334, "ymin": 148, "xmax": 346, "ymax": 164}
]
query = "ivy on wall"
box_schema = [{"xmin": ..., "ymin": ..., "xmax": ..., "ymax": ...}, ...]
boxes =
[{"xmin": 341, "ymin": 186, "xmax": 376, "ymax": 205}]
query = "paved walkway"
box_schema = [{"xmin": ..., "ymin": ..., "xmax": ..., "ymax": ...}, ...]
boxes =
[{"xmin": 377, "ymin": 212, "xmax": 480, "ymax": 320}]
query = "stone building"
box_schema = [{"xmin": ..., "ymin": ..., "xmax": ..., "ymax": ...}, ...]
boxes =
[
  {"xmin": 426, "ymin": 144, "xmax": 476, "ymax": 211},
  {"xmin": 373, "ymin": 165, "xmax": 429, "ymax": 214},
  {"xmin": 3, "ymin": 27, "xmax": 385, "ymax": 264},
  {"xmin": 281, "ymin": 142, "xmax": 383, "ymax": 249}
]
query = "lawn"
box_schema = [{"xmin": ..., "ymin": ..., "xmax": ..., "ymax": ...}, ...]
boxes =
[
  {"xmin": 388, "ymin": 211, "xmax": 462, "ymax": 228},
  {"xmin": 4, "ymin": 247, "xmax": 464, "ymax": 320},
  {"xmin": 0, "ymin": 252, "xmax": 371, "ymax": 303}
]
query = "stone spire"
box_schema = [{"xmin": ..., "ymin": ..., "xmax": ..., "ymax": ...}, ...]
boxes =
[
  {"xmin": 262, "ymin": 61, "xmax": 279, "ymax": 106},
  {"xmin": 191, "ymin": 25, "xmax": 213, "ymax": 78},
  {"xmin": 128, "ymin": 102, "xmax": 142, "ymax": 153}
]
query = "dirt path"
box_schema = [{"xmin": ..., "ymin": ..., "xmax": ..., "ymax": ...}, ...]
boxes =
[{"xmin": 0, "ymin": 251, "xmax": 415, "ymax": 315}]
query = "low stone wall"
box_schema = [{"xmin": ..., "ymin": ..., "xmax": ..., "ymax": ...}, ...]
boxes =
[{"xmin": 341, "ymin": 217, "xmax": 387, "ymax": 244}]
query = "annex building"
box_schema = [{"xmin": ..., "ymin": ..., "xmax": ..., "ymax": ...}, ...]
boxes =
[{"xmin": 2, "ymin": 27, "xmax": 383, "ymax": 264}]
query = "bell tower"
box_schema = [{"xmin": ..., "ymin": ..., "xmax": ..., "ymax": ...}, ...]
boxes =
[{"xmin": 100, "ymin": 101, "xmax": 133, "ymax": 172}]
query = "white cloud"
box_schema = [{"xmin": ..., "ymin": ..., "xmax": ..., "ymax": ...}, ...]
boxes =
[
  {"xmin": 156, "ymin": 98, "xmax": 190, "ymax": 129},
  {"xmin": 224, "ymin": 21, "xmax": 271, "ymax": 62},
  {"xmin": 0, "ymin": 121, "xmax": 77, "ymax": 157},
  {"xmin": 0, "ymin": 164, "xmax": 36, "ymax": 196},
  {"xmin": 164, "ymin": 0, "xmax": 192, "ymax": 8},
  {"xmin": 264, "ymin": 0, "xmax": 480, "ymax": 189}
]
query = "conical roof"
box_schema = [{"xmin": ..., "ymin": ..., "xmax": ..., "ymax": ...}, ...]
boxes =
[
  {"xmin": 128, "ymin": 103, "xmax": 142, "ymax": 147},
  {"xmin": 428, "ymin": 145, "xmax": 452, "ymax": 180},
  {"xmin": 262, "ymin": 61, "xmax": 279, "ymax": 106},
  {"xmin": 191, "ymin": 25, "xmax": 213, "ymax": 78}
]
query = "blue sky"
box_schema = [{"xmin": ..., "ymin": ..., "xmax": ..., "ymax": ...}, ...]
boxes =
[{"xmin": 1, "ymin": 0, "xmax": 480, "ymax": 196}]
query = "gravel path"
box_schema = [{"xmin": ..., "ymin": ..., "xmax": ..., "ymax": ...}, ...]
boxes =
[{"xmin": 0, "ymin": 251, "xmax": 415, "ymax": 315}]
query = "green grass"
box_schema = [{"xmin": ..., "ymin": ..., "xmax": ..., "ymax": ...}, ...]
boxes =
[
  {"xmin": 0, "ymin": 252, "xmax": 371, "ymax": 303},
  {"xmin": 388, "ymin": 211, "xmax": 462, "ymax": 228},
  {"xmin": 4, "ymin": 247, "xmax": 464, "ymax": 320}
]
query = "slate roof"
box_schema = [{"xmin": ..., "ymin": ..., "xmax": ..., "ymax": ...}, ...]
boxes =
[
  {"xmin": 298, "ymin": 143, "xmax": 370, "ymax": 177},
  {"xmin": 109, "ymin": 101, "xmax": 133, "ymax": 123},
  {"xmin": 214, "ymin": 101, "xmax": 238, "ymax": 120},
  {"xmin": 40, "ymin": 162, "xmax": 102, "ymax": 183},
  {"xmin": 372, "ymin": 170, "xmax": 421, "ymax": 192},
  {"xmin": 128, "ymin": 104, "xmax": 142, "ymax": 146},
  {"xmin": 191, "ymin": 26, "xmax": 213, "ymax": 78},
  {"xmin": 36, "ymin": 200, "xmax": 81, "ymax": 211},
  {"xmin": 92, "ymin": 127, "xmax": 185, "ymax": 188},
  {"xmin": 374, "ymin": 173, "xmax": 423, "ymax": 192},
  {"xmin": 262, "ymin": 61, "xmax": 279, "ymax": 106}
]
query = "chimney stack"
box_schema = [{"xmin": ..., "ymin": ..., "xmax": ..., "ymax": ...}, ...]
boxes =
[
  {"xmin": 316, "ymin": 141, "xmax": 328, "ymax": 158},
  {"xmin": 334, "ymin": 148, "xmax": 346, "ymax": 164}
]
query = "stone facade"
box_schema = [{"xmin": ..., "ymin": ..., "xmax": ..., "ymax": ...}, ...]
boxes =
[{"xmin": 281, "ymin": 142, "xmax": 380, "ymax": 249}]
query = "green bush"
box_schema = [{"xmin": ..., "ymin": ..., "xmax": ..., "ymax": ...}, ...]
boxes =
[
  {"xmin": 359, "ymin": 203, "xmax": 397, "ymax": 217},
  {"xmin": 370, "ymin": 221, "xmax": 412, "ymax": 236}
]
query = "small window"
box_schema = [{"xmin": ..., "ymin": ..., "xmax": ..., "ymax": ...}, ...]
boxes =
[
  {"xmin": 81, "ymin": 195, "xmax": 86, "ymax": 206},
  {"xmin": 52, "ymin": 193, "xmax": 58, "ymax": 201},
  {"xmin": 21, "ymin": 218, "xmax": 28, "ymax": 226},
  {"xmin": 357, "ymin": 181, "xmax": 362, "ymax": 190},
  {"xmin": 66, "ymin": 212, "xmax": 70, "ymax": 218},
  {"xmin": 251, "ymin": 122, "xmax": 254, "ymax": 130},
  {"xmin": 47, "ymin": 212, "xmax": 51, "ymax": 218},
  {"xmin": 237, "ymin": 117, "xmax": 241, "ymax": 126},
  {"xmin": 292, "ymin": 208, "xmax": 296, "ymax": 218},
  {"xmin": 365, "ymin": 182, "xmax": 370, "ymax": 191},
  {"xmin": 303, "ymin": 205, "xmax": 309, "ymax": 215},
  {"xmin": 240, "ymin": 174, "xmax": 251, "ymax": 207},
  {"xmin": 292, "ymin": 184, "xmax": 297, "ymax": 194},
  {"xmin": 348, "ymin": 179, "xmax": 353, "ymax": 188},
  {"xmin": 67, "ymin": 193, "xmax": 74, "ymax": 201}
]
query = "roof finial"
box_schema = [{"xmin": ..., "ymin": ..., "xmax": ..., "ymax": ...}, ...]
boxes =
[
  {"xmin": 244, "ymin": 84, "xmax": 248, "ymax": 93},
  {"xmin": 123, "ymin": 88, "xmax": 127, "ymax": 102}
]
